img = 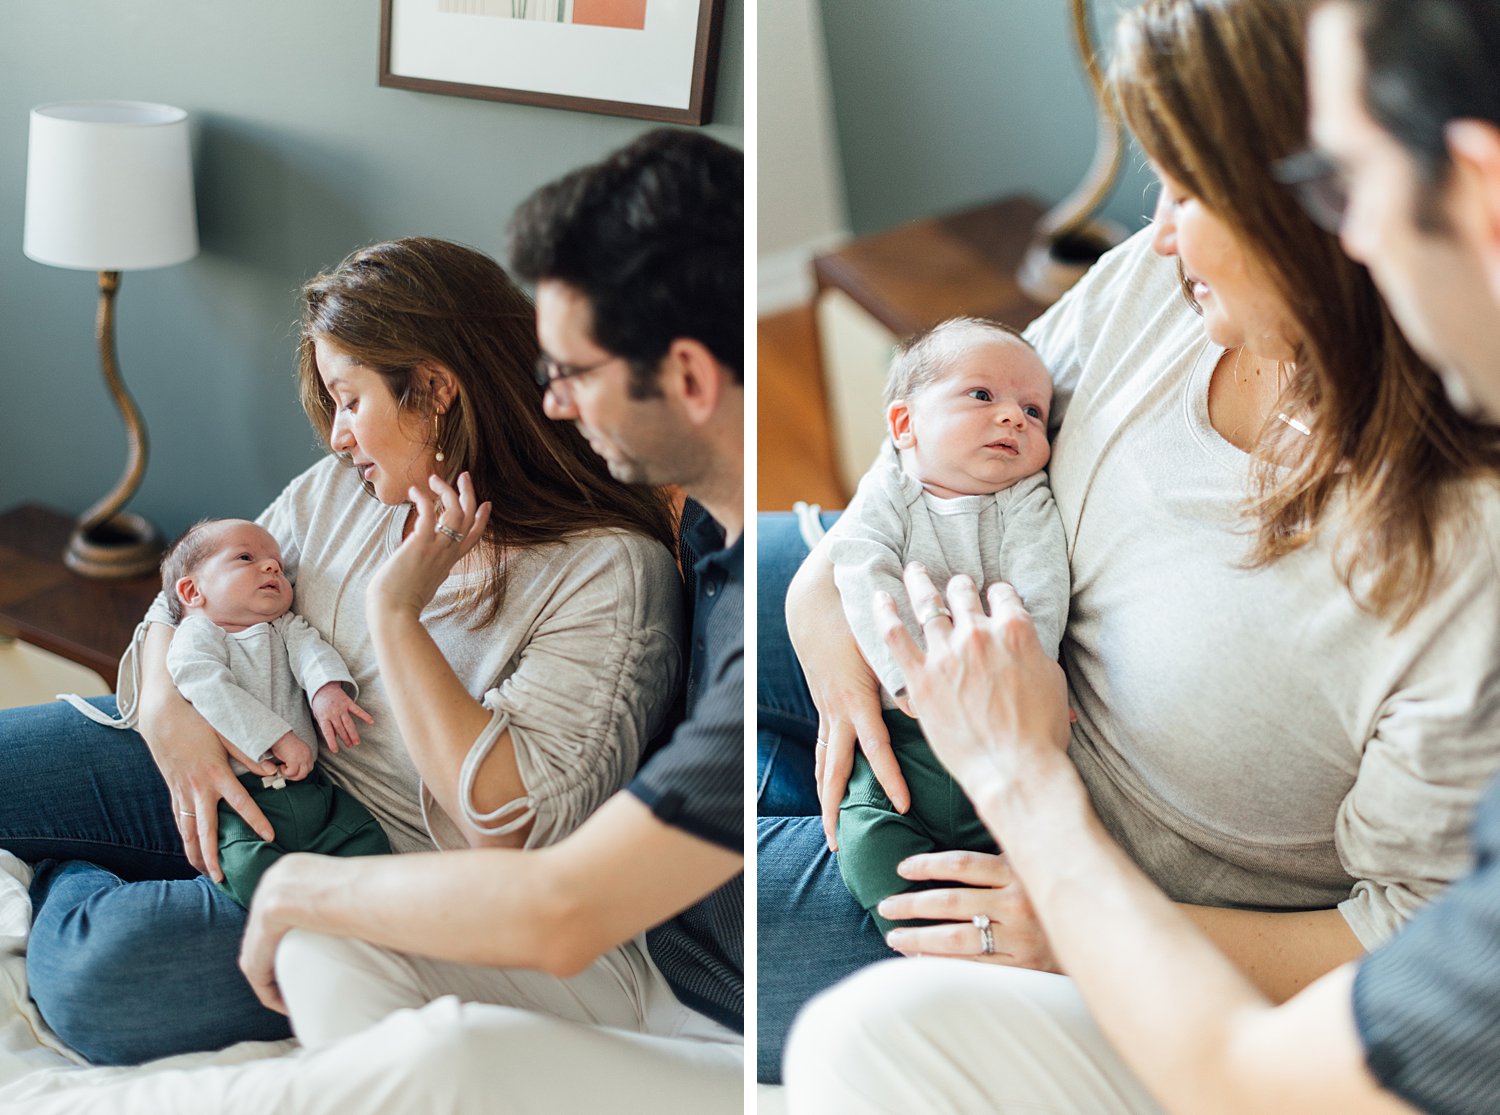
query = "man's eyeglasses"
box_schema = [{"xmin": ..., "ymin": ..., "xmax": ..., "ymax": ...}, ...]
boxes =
[
  {"xmin": 533, "ymin": 353, "xmax": 616, "ymax": 392},
  {"xmin": 1272, "ymin": 148, "xmax": 1348, "ymax": 234}
]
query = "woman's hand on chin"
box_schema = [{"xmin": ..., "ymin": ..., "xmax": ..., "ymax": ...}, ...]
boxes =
[
  {"xmin": 880, "ymin": 850, "xmax": 1061, "ymax": 973},
  {"xmin": 367, "ymin": 471, "xmax": 492, "ymax": 618}
]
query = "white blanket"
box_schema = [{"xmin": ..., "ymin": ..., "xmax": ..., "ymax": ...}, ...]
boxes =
[{"xmin": 0, "ymin": 852, "xmax": 296, "ymax": 1112}]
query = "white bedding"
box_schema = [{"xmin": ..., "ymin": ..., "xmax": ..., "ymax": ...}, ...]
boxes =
[{"xmin": 0, "ymin": 852, "xmax": 297, "ymax": 1112}]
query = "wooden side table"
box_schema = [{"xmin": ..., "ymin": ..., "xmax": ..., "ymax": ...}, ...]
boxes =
[
  {"xmin": 0, "ymin": 504, "xmax": 160, "ymax": 684},
  {"xmin": 811, "ymin": 195, "xmax": 1054, "ymax": 491}
]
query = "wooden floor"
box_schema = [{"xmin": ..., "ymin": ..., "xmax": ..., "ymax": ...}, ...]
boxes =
[{"xmin": 757, "ymin": 303, "xmax": 848, "ymax": 511}]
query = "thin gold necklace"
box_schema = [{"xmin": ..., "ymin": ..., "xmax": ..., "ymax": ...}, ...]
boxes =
[
  {"xmin": 1269, "ymin": 353, "xmax": 1311, "ymax": 437},
  {"xmin": 1234, "ymin": 347, "xmax": 1311, "ymax": 437}
]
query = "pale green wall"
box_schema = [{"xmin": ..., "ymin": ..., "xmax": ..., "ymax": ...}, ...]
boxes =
[
  {"xmin": 0, "ymin": 0, "xmax": 743, "ymax": 538},
  {"xmin": 816, "ymin": 0, "xmax": 1155, "ymax": 237}
]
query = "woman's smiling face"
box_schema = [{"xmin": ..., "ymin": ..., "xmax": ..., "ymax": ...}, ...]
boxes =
[
  {"xmin": 316, "ymin": 336, "xmax": 437, "ymax": 505},
  {"xmin": 1149, "ymin": 170, "xmax": 1299, "ymax": 361}
]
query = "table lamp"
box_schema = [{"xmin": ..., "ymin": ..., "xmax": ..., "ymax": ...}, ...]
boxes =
[{"xmin": 23, "ymin": 100, "xmax": 199, "ymax": 578}]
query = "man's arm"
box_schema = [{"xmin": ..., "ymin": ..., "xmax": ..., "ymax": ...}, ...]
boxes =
[
  {"xmin": 242, "ymin": 792, "xmax": 742, "ymax": 1011},
  {"xmin": 973, "ymin": 761, "xmax": 1405, "ymax": 1115},
  {"xmin": 877, "ymin": 572, "xmax": 1412, "ymax": 1115}
]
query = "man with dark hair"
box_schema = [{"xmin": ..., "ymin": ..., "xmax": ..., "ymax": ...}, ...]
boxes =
[
  {"xmin": 509, "ymin": 129, "xmax": 744, "ymax": 520},
  {"xmin": 499, "ymin": 123, "xmax": 747, "ymax": 1094},
  {"xmin": 509, "ymin": 128, "xmax": 742, "ymax": 400},
  {"xmin": 1299, "ymin": 3, "xmax": 1500, "ymax": 1111},
  {"xmin": 1306, "ymin": 0, "xmax": 1500, "ymax": 419},
  {"xmin": 782, "ymin": 4, "xmax": 1500, "ymax": 1114}
]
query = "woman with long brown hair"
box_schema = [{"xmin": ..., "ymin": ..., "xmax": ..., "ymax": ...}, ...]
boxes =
[
  {"xmin": 1, "ymin": 236, "xmax": 684, "ymax": 1065},
  {"xmin": 757, "ymin": 0, "xmax": 1500, "ymax": 1095}
]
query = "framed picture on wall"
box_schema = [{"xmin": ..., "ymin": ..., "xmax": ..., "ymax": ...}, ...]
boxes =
[{"xmin": 379, "ymin": 0, "xmax": 725, "ymax": 125}]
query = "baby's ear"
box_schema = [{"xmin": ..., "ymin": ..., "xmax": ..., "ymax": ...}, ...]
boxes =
[
  {"xmin": 887, "ymin": 400, "xmax": 916, "ymax": 448},
  {"xmin": 175, "ymin": 576, "xmax": 203, "ymax": 611}
]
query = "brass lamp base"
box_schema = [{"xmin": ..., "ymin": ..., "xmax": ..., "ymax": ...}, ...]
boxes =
[
  {"xmin": 65, "ymin": 512, "xmax": 162, "ymax": 579},
  {"xmin": 1016, "ymin": 220, "xmax": 1127, "ymax": 305},
  {"xmin": 61, "ymin": 270, "xmax": 162, "ymax": 581}
]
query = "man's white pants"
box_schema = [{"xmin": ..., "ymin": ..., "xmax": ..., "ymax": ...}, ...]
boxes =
[
  {"xmin": 13, "ymin": 930, "xmax": 741, "ymax": 1115},
  {"xmin": 272, "ymin": 927, "xmax": 742, "ymax": 1111},
  {"xmin": 784, "ymin": 958, "xmax": 1165, "ymax": 1115}
]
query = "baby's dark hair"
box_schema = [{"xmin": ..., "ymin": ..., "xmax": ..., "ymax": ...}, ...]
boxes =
[
  {"xmin": 883, "ymin": 317, "xmax": 1038, "ymax": 408},
  {"xmin": 160, "ymin": 518, "xmax": 227, "ymax": 622}
]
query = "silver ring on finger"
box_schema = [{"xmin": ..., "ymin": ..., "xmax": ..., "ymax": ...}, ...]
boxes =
[
  {"xmin": 179, "ymin": 810, "xmax": 197, "ymax": 819},
  {"xmin": 815, "ymin": 737, "xmax": 829, "ymax": 750},
  {"xmin": 917, "ymin": 602, "xmax": 953, "ymax": 627},
  {"xmin": 973, "ymin": 913, "xmax": 995, "ymax": 956},
  {"xmin": 436, "ymin": 524, "xmax": 464, "ymax": 543}
]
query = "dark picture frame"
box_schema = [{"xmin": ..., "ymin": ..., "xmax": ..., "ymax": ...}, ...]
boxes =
[{"xmin": 379, "ymin": 0, "xmax": 725, "ymax": 125}]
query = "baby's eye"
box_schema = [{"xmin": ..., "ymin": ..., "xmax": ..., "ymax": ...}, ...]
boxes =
[
  {"xmin": 967, "ymin": 388, "xmax": 992, "ymax": 402},
  {"xmin": 1023, "ymin": 405, "xmax": 1043, "ymax": 420},
  {"xmin": 237, "ymin": 553, "xmax": 253, "ymax": 561}
]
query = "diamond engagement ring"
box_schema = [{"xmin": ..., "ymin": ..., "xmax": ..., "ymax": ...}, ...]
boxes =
[
  {"xmin": 436, "ymin": 525, "xmax": 464, "ymax": 543},
  {"xmin": 973, "ymin": 913, "xmax": 995, "ymax": 956}
]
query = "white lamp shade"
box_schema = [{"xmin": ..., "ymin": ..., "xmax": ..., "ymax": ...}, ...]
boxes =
[{"xmin": 24, "ymin": 100, "xmax": 199, "ymax": 271}]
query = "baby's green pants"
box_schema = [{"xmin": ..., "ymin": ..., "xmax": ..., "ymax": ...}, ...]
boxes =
[
  {"xmin": 215, "ymin": 770, "xmax": 390, "ymax": 908},
  {"xmin": 837, "ymin": 710, "xmax": 997, "ymax": 936}
]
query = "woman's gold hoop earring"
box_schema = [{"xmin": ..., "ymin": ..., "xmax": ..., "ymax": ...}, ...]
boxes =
[{"xmin": 433, "ymin": 412, "xmax": 445, "ymax": 463}]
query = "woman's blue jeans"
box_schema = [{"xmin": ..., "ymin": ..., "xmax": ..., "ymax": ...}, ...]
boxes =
[
  {"xmin": 0, "ymin": 696, "xmax": 291, "ymax": 1064},
  {"xmin": 757, "ymin": 512, "xmax": 896, "ymax": 1084}
]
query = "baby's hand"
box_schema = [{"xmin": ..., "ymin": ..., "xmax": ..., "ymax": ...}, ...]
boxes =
[
  {"xmin": 269, "ymin": 731, "xmax": 315, "ymax": 781},
  {"xmin": 311, "ymin": 681, "xmax": 374, "ymax": 754}
]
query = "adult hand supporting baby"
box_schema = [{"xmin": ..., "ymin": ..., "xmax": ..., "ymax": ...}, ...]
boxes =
[
  {"xmin": 879, "ymin": 850, "xmax": 1060, "ymax": 971},
  {"xmin": 786, "ymin": 547, "xmax": 909, "ymax": 850},
  {"xmin": 367, "ymin": 471, "xmax": 492, "ymax": 617},
  {"xmin": 138, "ymin": 623, "xmax": 278, "ymax": 882}
]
